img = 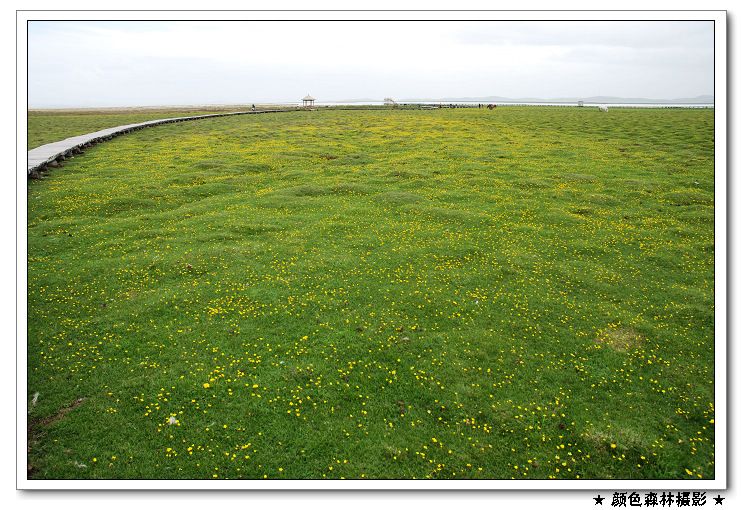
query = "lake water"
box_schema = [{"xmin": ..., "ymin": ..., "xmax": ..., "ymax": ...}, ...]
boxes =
[{"xmin": 312, "ymin": 101, "xmax": 714, "ymax": 109}]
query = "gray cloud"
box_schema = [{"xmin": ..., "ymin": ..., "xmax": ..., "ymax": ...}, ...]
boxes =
[
  {"xmin": 455, "ymin": 21, "xmax": 713, "ymax": 49},
  {"xmin": 28, "ymin": 20, "xmax": 714, "ymax": 107}
]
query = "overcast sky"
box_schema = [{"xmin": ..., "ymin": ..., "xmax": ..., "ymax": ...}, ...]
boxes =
[{"xmin": 27, "ymin": 20, "xmax": 714, "ymax": 107}]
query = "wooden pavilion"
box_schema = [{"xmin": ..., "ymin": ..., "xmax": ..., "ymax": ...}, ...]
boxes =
[{"xmin": 302, "ymin": 94, "xmax": 316, "ymax": 108}]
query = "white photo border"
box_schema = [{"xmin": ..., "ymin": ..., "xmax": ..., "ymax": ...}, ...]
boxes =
[{"xmin": 16, "ymin": 8, "xmax": 727, "ymax": 491}]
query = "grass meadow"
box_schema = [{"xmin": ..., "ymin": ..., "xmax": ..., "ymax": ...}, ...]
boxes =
[
  {"xmin": 27, "ymin": 107, "xmax": 256, "ymax": 149},
  {"xmin": 27, "ymin": 107, "xmax": 715, "ymax": 480}
]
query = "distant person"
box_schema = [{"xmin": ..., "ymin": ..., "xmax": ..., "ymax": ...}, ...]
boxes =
[{"xmin": 251, "ymin": 104, "xmax": 256, "ymax": 111}]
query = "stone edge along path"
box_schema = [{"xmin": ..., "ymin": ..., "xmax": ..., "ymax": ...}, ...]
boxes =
[{"xmin": 27, "ymin": 109, "xmax": 288, "ymax": 178}]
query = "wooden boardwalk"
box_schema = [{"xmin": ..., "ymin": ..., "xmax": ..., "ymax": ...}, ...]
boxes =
[{"xmin": 27, "ymin": 110, "xmax": 285, "ymax": 177}]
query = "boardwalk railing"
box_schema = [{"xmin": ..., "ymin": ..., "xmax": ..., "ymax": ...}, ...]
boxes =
[{"xmin": 27, "ymin": 110, "xmax": 290, "ymax": 178}]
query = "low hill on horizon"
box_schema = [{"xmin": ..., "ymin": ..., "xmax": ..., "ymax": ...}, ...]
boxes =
[{"xmin": 397, "ymin": 94, "xmax": 714, "ymax": 104}]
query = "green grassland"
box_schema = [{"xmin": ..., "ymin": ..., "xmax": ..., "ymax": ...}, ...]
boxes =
[
  {"xmin": 27, "ymin": 107, "xmax": 715, "ymax": 480},
  {"xmin": 27, "ymin": 106, "xmax": 258, "ymax": 149}
]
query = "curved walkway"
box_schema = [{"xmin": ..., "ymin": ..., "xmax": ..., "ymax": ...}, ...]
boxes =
[{"xmin": 27, "ymin": 109, "xmax": 287, "ymax": 177}]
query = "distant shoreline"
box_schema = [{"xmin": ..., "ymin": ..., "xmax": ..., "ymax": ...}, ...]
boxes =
[{"xmin": 29, "ymin": 101, "xmax": 714, "ymax": 112}]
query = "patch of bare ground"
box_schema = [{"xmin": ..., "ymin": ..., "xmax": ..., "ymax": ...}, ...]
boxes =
[
  {"xmin": 27, "ymin": 397, "xmax": 86, "ymax": 478},
  {"xmin": 594, "ymin": 327, "xmax": 644, "ymax": 352}
]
